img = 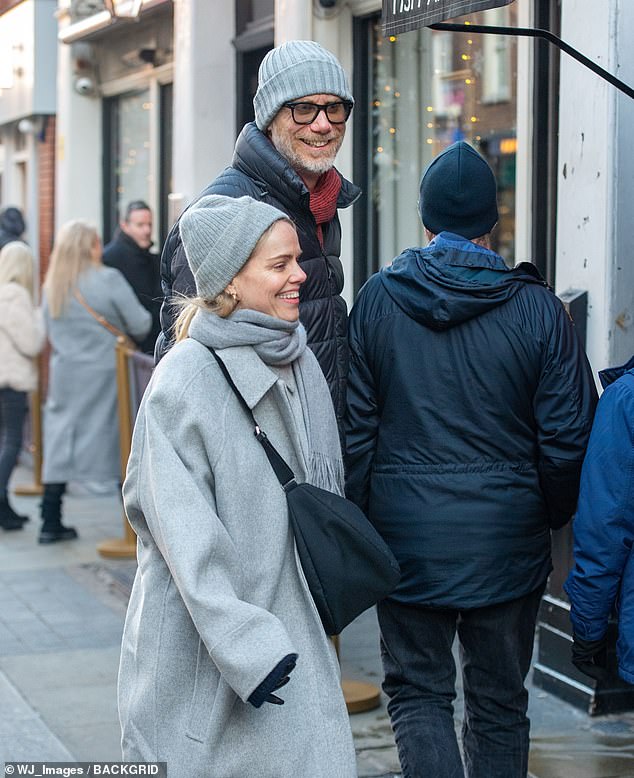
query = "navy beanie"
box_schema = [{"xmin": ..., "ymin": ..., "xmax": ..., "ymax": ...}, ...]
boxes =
[{"xmin": 418, "ymin": 141, "xmax": 498, "ymax": 239}]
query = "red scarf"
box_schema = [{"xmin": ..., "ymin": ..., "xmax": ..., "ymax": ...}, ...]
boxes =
[{"xmin": 309, "ymin": 168, "xmax": 342, "ymax": 247}]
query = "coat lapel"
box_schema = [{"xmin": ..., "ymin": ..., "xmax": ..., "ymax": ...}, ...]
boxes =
[
  {"xmin": 216, "ymin": 346, "xmax": 277, "ymax": 409},
  {"xmin": 217, "ymin": 345, "xmax": 308, "ymax": 482}
]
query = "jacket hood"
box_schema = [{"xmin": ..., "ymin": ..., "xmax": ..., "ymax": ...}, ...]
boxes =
[
  {"xmin": 598, "ymin": 355, "xmax": 634, "ymax": 389},
  {"xmin": 232, "ymin": 122, "xmax": 361, "ymax": 215},
  {"xmin": 379, "ymin": 232, "xmax": 547, "ymax": 330},
  {"xmin": 0, "ymin": 207, "xmax": 25, "ymax": 237}
]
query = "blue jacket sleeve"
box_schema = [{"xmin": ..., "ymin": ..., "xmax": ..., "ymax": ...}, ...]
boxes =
[{"xmin": 565, "ymin": 374, "xmax": 634, "ymax": 640}]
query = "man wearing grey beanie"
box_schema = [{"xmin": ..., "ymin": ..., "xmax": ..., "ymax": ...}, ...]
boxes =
[{"xmin": 157, "ymin": 40, "xmax": 359, "ymax": 437}]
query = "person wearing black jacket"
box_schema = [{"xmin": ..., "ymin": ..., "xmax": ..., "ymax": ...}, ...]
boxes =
[
  {"xmin": 156, "ymin": 41, "xmax": 360, "ymax": 433},
  {"xmin": 345, "ymin": 142, "xmax": 597, "ymax": 778},
  {"xmin": 103, "ymin": 201, "xmax": 161, "ymax": 354}
]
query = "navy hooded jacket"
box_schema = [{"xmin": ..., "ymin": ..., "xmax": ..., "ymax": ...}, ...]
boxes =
[
  {"xmin": 565, "ymin": 357, "xmax": 634, "ymax": 684},
  {"xmin": 345, "ymin": 233, "xmax": 597, "ymax": 608}
]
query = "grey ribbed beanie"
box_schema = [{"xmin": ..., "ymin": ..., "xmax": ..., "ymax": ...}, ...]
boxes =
[
  {"xmin": 180, "ymin": 195, "xmax": 288, "ymax": 299},
  {"xmin": 254, "ymin": 40, "xmax": 353, "ymax": 130}
]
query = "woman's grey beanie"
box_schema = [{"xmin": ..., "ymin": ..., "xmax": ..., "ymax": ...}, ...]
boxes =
[
  {"xmin": 180, "ymin": 195, "xmax": 288, "ymax": 299},
  {"xmin": 254, "ymin": 40, "xmax": 353, "ymax": 131}
]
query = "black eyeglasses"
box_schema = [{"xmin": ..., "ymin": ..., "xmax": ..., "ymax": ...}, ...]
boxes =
[{"xmin": 283, "ymin": 101, "xmax": 353, "ymax": 125}]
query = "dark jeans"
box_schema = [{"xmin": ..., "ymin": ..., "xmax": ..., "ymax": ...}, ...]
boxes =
[
  {"xmin": 0, "ymin": 388, "xmax": 28, "ymax": 499},
  {"xmin": 378, "ymin": 584, "xmax": 546, "ymax": 778}
]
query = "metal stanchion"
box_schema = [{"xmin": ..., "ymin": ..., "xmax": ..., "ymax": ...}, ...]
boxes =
[
  {"xmin": 97, "ymin": 338, "xmax": 137, "ymax": 559},
  {"xmin": 331, "ymin": 634, "xmax": 382, "ymax": 714},
  {"xmin": 14, "ymin": 385, "xmax": 44, "ymax": 496}
]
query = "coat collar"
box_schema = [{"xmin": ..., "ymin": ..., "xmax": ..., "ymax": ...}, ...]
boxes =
[{"xmin": 213, "ymin": 344, "xmax": 279, "ymax": 410}]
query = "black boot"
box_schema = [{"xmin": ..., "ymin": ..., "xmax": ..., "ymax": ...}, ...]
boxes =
[
  {"xmin": 38, "ymin": 483, "xmax": 78, "ymax": 544},
  {"xmin": 0, "ymin": 497, "xmax": 28, "ymax": 524},
  {"xmin": 0, "ymin": 497, "xmax": 24, "ymax": 531}
]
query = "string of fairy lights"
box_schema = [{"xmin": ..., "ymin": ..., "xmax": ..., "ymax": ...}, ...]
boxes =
[
  {"xmin": 370, "ymin": 16, "xmax": 517, "ymax": 261},
  {"xmin": 373, "ymin": 21, "xmax": 488, "ymax": 162}
]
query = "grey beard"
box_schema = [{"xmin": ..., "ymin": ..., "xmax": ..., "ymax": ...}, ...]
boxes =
[{"xmin": 270, "ymin": 128, "xmax": 342, "ymax": 177}]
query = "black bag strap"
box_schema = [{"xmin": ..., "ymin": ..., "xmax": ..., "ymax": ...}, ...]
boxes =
[{"xmin": 207, "ymin": 347, "xmax": 298, "ymax": 492}]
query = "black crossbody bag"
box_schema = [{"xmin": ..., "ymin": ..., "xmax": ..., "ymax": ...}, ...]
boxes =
[{"xmin": 208, "ymin": 347, "xmax": 401, "ymax": 636}]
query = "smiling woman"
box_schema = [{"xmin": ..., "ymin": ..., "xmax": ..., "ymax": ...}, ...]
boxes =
[
  {"xmin": 119, "ymin": 193, "xmax": 356, "ymax": 776},
  {"xmin": 227, "ymin": 220, "xmax": 306, "ymax": 322}
]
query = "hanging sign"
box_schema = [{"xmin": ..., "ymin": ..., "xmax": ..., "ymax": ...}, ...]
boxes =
[{"xmin": 382, "ymin": 0, "xmax": 515, "ymax": 36}]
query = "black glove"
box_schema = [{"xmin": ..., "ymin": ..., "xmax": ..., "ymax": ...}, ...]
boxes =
[
  {"xmin": 248, "ymin": 653, "xmax": 298, "ymax": 708},
  {"xmin": 571, "ymin": 634, "xmax": 608, "ymax": 681}
]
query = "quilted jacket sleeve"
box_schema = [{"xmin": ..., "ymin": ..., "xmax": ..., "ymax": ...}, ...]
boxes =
[
  {"xmin": 565, "ymin": 376, "xmax": 634, "ymax": 641},
  {"xmin": 533, "ymin": 299, "xmax": 598, "ymax": 528},
  {"xmin": 344, "ymin": 285, "xmax": 380, "ymax": 514}
]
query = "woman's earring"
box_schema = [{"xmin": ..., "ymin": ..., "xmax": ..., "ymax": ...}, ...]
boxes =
[{"xmin": 227, "ymin": 286, "xmax": 239, "ymax": 303}]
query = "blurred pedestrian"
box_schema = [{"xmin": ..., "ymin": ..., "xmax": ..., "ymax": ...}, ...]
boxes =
[
  {"xmin": 40, "ymin": 220, "xmax": 151, "ymax": 544},
  {"xmin": 345, "ymin": 141, "xmax": 597, "ymax": 778},
  {"xmin": 0, "ymin": 241, "xmax": 44, "ymax": 530},
  {"xmin": 103, "ymin": 200, "xmax": 162, "ymax": 354},
  {"xmin": 565, "ymin": 356, "xmax": 634, "ymax": 684},
  {"xmin": 0, "ymin": 206, "xmax": 26, "ymax": 249},
  {"xmin": 119, "ymin": 195, "xmax": 356, "ymax": 776},
  {"xmin": 157, "ymin": 40, "xmax": 359, "ymax": 439}
]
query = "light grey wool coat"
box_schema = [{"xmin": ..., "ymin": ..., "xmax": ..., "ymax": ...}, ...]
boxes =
[
  {"xmin": 42, "ymin": 265, "xmax": 151, "ymax": 484},
  {"xmin": 118, "ymin": 335, "xmax": 357, "ymax": 778}
]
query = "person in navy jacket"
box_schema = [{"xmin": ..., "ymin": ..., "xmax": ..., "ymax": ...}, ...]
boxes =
[
  {"xmin": 345, "ymin": 142, "xmax": 597, "ymax": 778},
  {"xmin": 565, "ymin": 356, "xmax": 634, "ymax": 684}
]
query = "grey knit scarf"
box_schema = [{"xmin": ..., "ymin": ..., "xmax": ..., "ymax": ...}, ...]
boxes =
[{"xmin": 189, "ymin": 308, "xmax": 344, "ymax": 495}]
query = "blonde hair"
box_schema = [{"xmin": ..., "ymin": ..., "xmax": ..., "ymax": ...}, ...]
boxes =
[
  {"xmin": 0, "ymin": 241, "xmax": 35, "ymax": 297},
  {"xmin": 173, "ymin": 292, "xmax": 237, "ymax": 342},
  {"xmin": 43, "ymin": 220, "xmax": 100, "ymax": 318}
]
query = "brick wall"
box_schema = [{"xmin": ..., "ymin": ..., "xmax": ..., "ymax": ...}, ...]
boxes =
[
  {"xmin": 38, "ymin": 115, "xmax": 56, "ymax": 288},
  {"xmin": 37, "ymin": 115, "xmax": 56, "ymax": 395}
]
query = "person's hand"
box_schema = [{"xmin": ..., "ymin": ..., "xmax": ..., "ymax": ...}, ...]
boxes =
[
  {"xmin": 248, "ymin": 653, "xmax": 298, "ymax": 708},
  {"xmin": 260, "ymin": 673, "xmax": 291, "ymax": 706},
  {"xmin": 571, "ymin": 633, "xmax": 608, "ymax": 681}
]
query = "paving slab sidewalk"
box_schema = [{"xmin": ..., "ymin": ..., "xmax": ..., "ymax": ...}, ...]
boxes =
[{"xmin": 2, "ymin": 466, "xmax": 634, "ymax": 777}]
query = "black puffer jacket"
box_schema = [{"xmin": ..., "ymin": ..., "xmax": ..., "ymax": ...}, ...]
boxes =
[
  {"xmin": 103, "ymin": 231, "xmax": 162, "ymax": 355},
  {"xmin": 157, "ymin": 122, "xmax": 360, "ymax": 428},
  {"xmin": 345, "ymin": 232, "xmax": 598, "ymax": 609}
]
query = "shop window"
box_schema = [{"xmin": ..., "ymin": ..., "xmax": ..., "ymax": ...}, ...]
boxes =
[
  {"xmin": 482, "ymin": 7, "xmax": 512, "ymax": 103},
  {"xmin": 104, "ymin": 83, "xmax": 173, "ymax": 246},
  {"xmin": 103, "ymin": 88, "xmax": 151, "ymax": 242},
  {"xmin": 354, "ymin": 9, "xmax": 518, "ymax": 290}
]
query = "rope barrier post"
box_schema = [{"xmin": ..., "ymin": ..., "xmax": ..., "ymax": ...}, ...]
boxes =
[
  {"xmin": 13, "ymin": 385, "xmax": 44, "ymax": 496},
  {"xmin": 331, "ymin": 633, "xmax": 382, "ymax": 714},
  {"xmin": 97, "ymin": 337, "xmax": 137, "ymax": 559}
]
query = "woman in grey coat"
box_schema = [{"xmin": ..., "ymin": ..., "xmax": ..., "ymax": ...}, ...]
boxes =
[
  {"xmin": 40, "ymin": 220, "xmax": 151, "ymax": 543},
  {"xmin": 119, "ymin": 195, "xmax": 356, "ymax": 777}
]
